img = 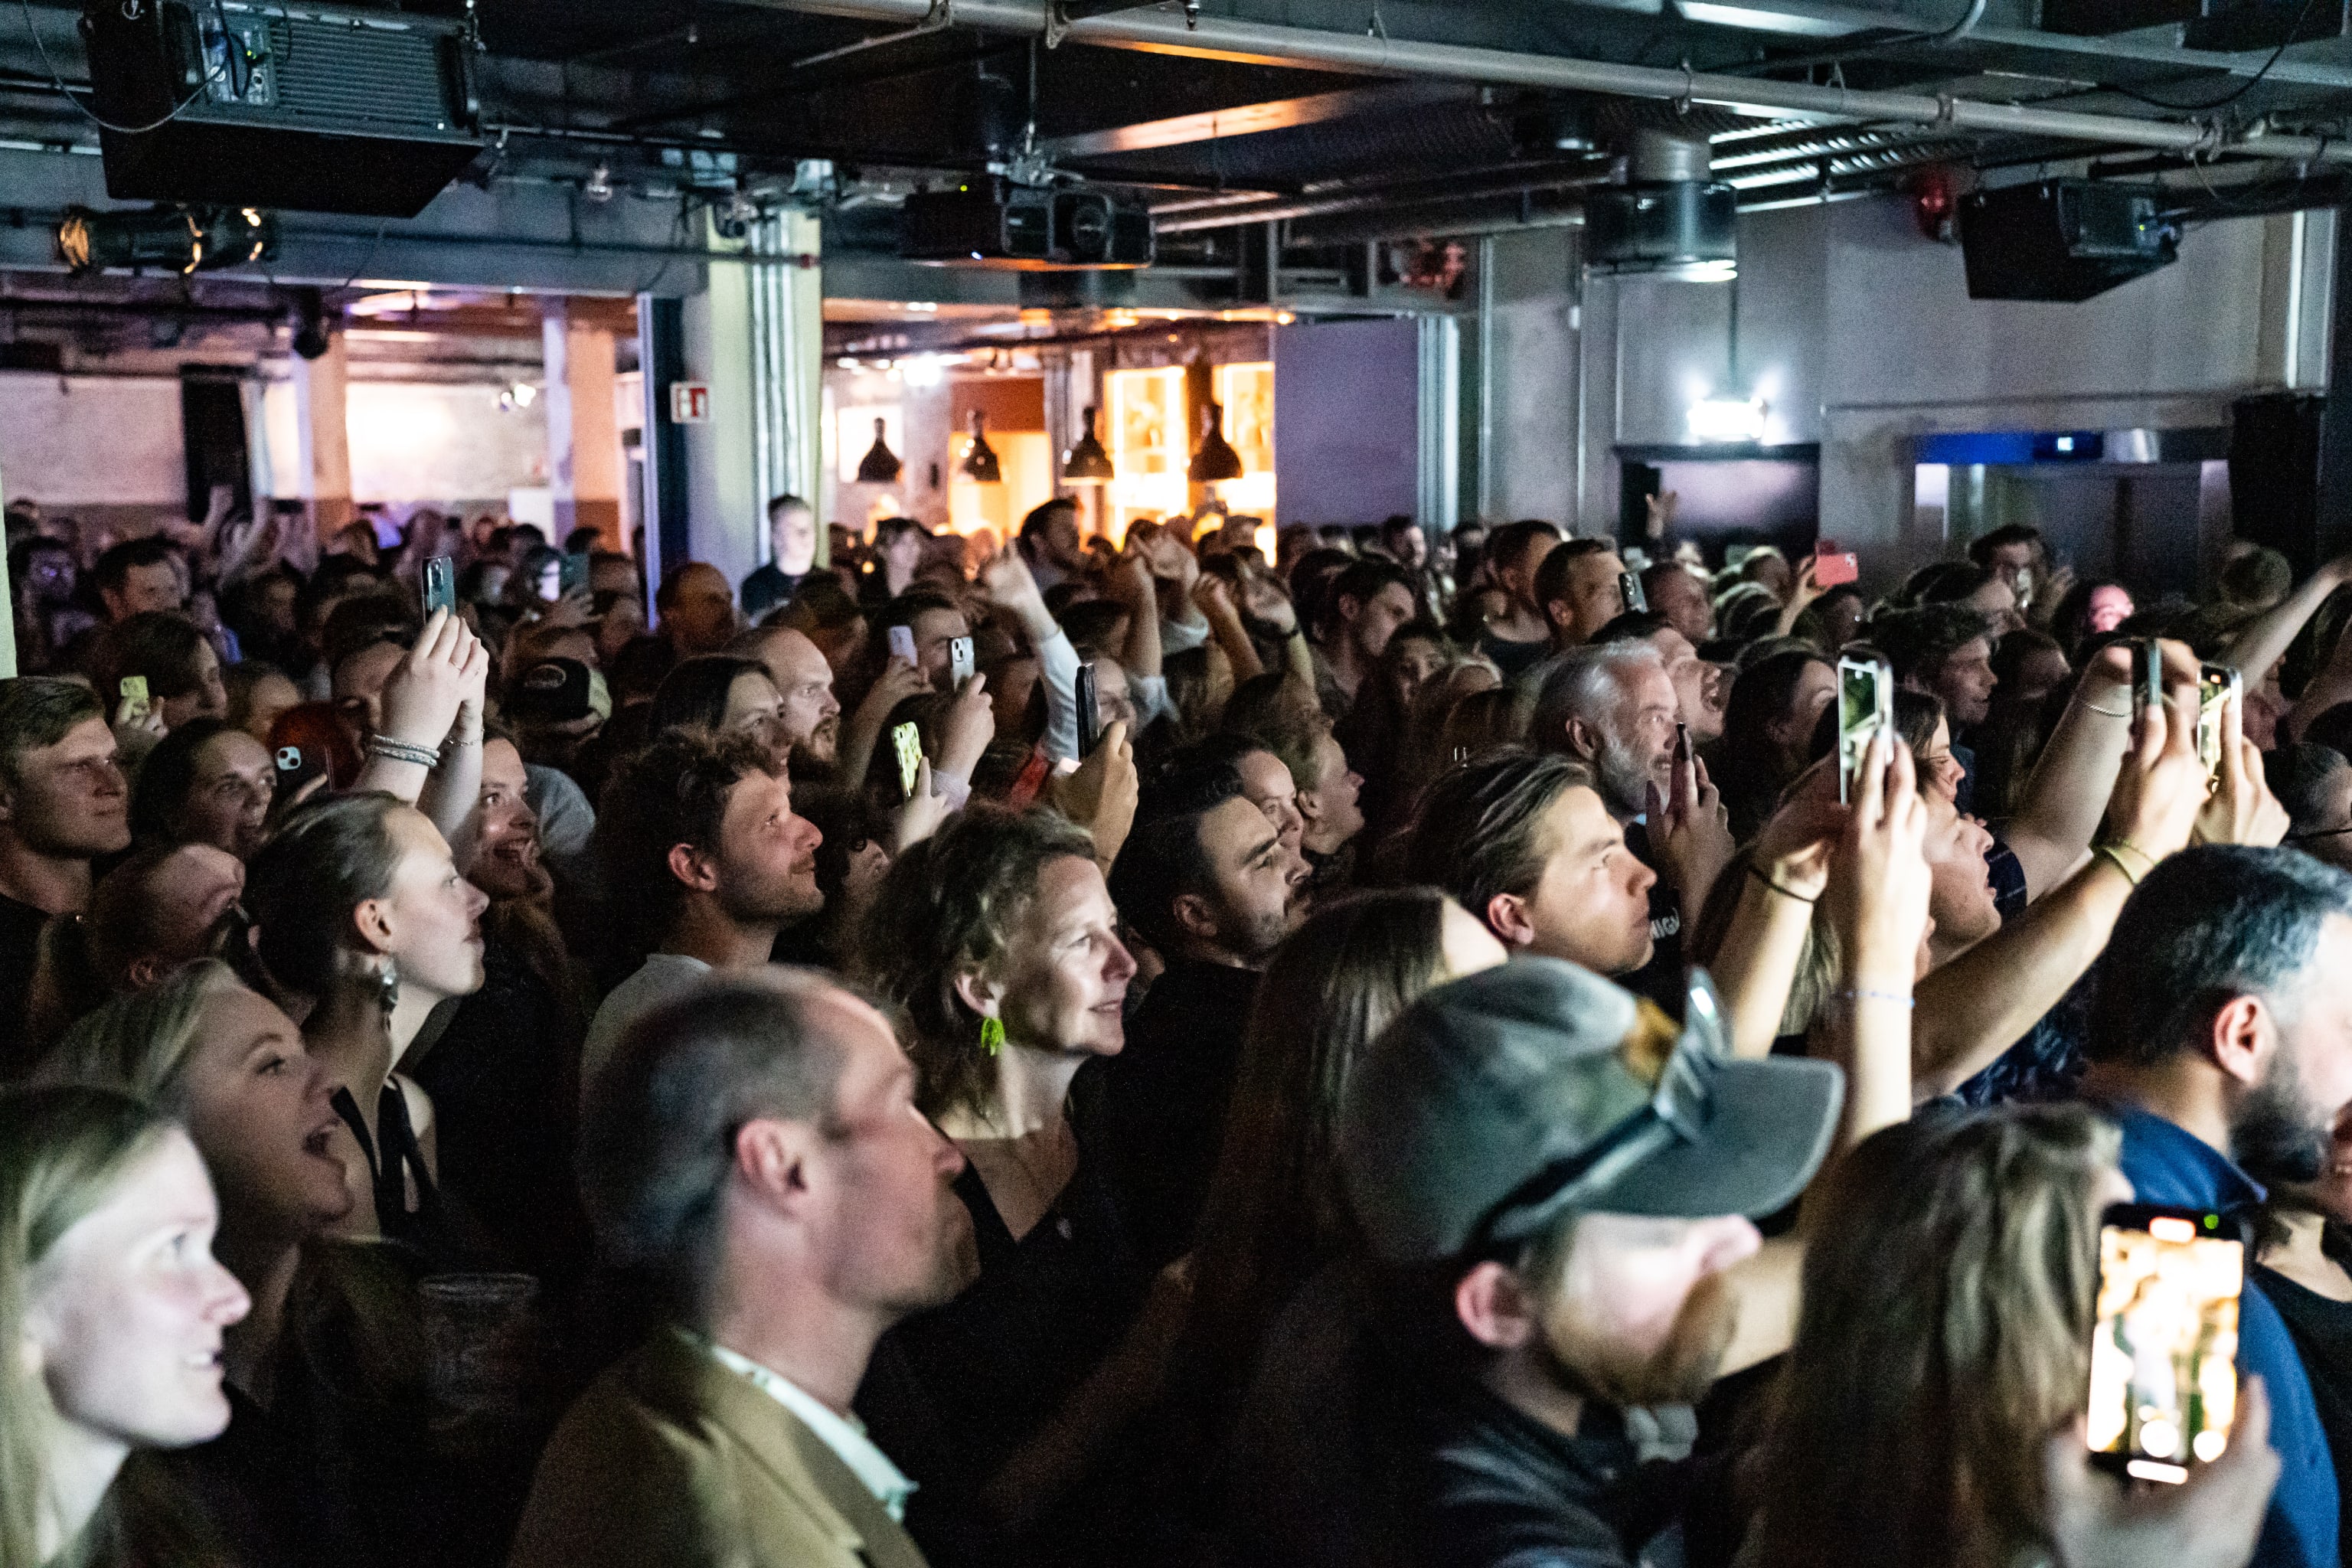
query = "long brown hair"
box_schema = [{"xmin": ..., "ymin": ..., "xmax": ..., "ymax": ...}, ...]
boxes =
[
  {"xmin": 1176, "ymin": 887, "xmax": 1458, "ymax": 1446},
  {"xmin": 1748, "ymin": 1106, "xmax": 2118, "ymax": 1568}
]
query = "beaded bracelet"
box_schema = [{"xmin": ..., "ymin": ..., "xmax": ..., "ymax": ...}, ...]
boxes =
[
  {"xmin": 1832, "ymin": 988, "xmax": 1915, "ymax": 1009},
  {"xmin": 1747, "ymin": 863, "xmax": 1819, "ymax": 905},
  {"xmin": 365, "ymin": 735, "xmax": 440, "ymax": 769}
]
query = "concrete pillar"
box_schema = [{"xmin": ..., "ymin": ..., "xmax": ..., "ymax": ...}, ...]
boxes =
[
  {"xmin": 293, "ymin": 332, "xmax": 351, "ymax": 537},
  {"xmin": 542, "ymin": 302, "xmax": 624, "ymax": 549},
  {"xmin": 749, "ymin": 210, "xmax": 825, "ymax": 560}
]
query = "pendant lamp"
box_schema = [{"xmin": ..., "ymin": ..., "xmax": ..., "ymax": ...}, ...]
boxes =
[
  {"xmin": 960, "ymin": 410, "xmax": 1002, "ymax": 484},
  {"xmin": 855, "ymin": 417, "xmax": 903, "ymax": 484},
  {"xmin": 1062, "ymin": 405, "xmax": 1115, "ymax": 483},
  {"xmin": 1189, "ymin": 401, "xmax": 1244, "ymax": 483}
]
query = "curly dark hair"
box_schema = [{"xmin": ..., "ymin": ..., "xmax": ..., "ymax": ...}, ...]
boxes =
[
  {"xmin": 854, "ymin": 802, "xmax": 1097, "ymax": 1119},
  {"xmin": 595, "ymin": 727, "xmax": 779, "ymax": 950}
]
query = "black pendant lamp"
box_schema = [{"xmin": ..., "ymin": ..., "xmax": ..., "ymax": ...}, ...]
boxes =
[
  {"xmin": 960, "ymin": 410, "xmax": 1002, "ymax": 484},
  {"xmin": 1062, "ymin": 404, "xmax": 1114, "ymax": 483},
  {"xmin": 855, "ymin": 416, "xmax": 903, "ymax": 484},
  {"xmin": 1189, "ymin": 400, "xmax": 1244, "ymax": 483}
]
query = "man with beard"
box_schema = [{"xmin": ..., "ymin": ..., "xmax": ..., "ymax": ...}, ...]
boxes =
[
  {"xmin": 1530, "ymin": 642, "xmax": 1733, "ymax": 1011},
  {"xmin": 2081, "ymin": 844, "xmax": 2352, "ymax": 1568},
  {"xmin": 1095, "ymin": 753, "xmax": 1299, "ymax": 1265},
  {"xmin": 1220, "ymin": 959, "xmax": 1841, "ymax": 1568},
  {"xmin": 582, "ymin": 728, "xmax": 825, "ymax": 1096},
  {"xmin": 409, "ymin": 728, "xmax": 593, "ymax": 1282},
  {"xmin": 733, "ymin": 623, "xmax": 844, "ymax": 773}
]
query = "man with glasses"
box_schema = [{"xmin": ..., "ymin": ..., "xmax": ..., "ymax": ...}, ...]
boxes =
[
  {"xmin": 0, "ymin": 677, "xmax": 130, "ymax": 1068},
  {"xmin": 1221, "ymin": 959, "xmax": 1843, "ymax": 1568}
]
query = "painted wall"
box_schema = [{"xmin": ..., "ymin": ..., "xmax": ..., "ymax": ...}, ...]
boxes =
[
  {"xmin": 1273, "ymin": 317, "xmax": 1421, "ymax": 526},
  {"xmin": 0, "ymin": 373, "xmax": 185, "ymax": 514}
]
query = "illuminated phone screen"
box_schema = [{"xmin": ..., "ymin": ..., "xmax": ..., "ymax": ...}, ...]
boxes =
[
  {"xmin": 1836, "ymin": 654, "xmax": 1887, "ymax": 805},
  {"xmin": 2086, "ymin": 1208, "xmax": 2243, "ymax": 1484}
]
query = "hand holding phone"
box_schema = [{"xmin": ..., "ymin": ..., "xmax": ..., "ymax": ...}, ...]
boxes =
[
  {"xmin": 1836, "ymin": 648, "xmax": 1893, "ymax": 805},
  {"xmin": 2196, "ymin": 665, "xmax": 2239, "ymax": 790},
  {"xmin": 117, "ymin": 675, "xmax": 149, "ymax": 724},
  {"xmin": 891, "ymin": 721, "xmax": 924, "ymax": 802},
  {"xmin": 2086, "ymin": 1203, "xmax": 2246, "ymax": 1485},
  {"xmin": 273, "ymin": 743, "xmax": 326, "ymax": 805},
  {"xmin": 949, "ymin": 635, "xmax": 975, "ymax": 689},
  {"xmin": 423, "ymin": 555, "xmax": 456, "ymax": 616},
  {"xmin": 1619, "ymin": 570, "xmax": 1647, "ymax": 616},
  {"xmin": 2135, "ymin": 639, "xmax": 2165, "ymax": 728},
  {"xmin": 887, "ymin": 625, "xmax": 919, "ymax": 667},
  {"xmin": 1813, "ymin": 542, "xmax": 1859, "ymax": 589},
  {"xmin": 1076, "ymin": 662, "xmax": 1102, "ymax": 760}
]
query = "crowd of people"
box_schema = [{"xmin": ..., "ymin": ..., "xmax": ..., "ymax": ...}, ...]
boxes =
[{"xmin": 5, "ymin": 484, "xmax": 2352, "ymax": 1568}]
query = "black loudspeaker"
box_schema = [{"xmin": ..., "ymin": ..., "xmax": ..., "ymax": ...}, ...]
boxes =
[
  {"xmin": 83, "ymin": 0, "xmax": 482, "ymax": 217},
  {"xmin": 1585, "ymin": 181, "xmax": 1737, "ymax": 273},
  {"xmin": 178, "ymin": 370, "xmax": 251, "ymax": 525},
  {"xmin": 2231, "ymin": 392, "xmax": 2323, "ymax": 577},
  {"xmin": 1958, "ymin": 181, "xmax": 2179, "ymax": 302}
]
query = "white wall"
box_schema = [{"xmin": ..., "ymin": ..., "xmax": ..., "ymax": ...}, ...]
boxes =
[
  {"xmin": 345, "ymin": 381, "xmax": 547, "ymax": 505},
  {"xmin": 0, "ymin": 372, "xmax": 185, "ymax": 509}
]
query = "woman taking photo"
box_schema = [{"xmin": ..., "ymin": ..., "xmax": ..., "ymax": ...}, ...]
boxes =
[
  {"xmin": 854, "ymin": 804, "xmax": 1161, "ymax": 1566},
  {"xmin": 0, "ymin": 1083, "xmax": 250, "ymax": 1568},
  {"xmin": 241, "ymin": 792, "xmax": 488, "ymax": 1259}
]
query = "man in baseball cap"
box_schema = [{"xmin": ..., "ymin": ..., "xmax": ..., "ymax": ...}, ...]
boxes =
[{"xmin": 1227, "ymin": 956, "xmax": 1843, "ymax": 1568}]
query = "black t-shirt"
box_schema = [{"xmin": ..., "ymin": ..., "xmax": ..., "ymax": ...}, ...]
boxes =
[
  {"xmin": 1617, "ymin": 820, "xmax": 1687, "ymax": 1015},
  {"xmin": 739, "ymin": 563, "xmax": 804, "ymax": 622},
  {"xmin": 0, "ymin": 891, "xmax": 48, "ymax": 1079},
  {"xmin": 1477, "ymin": 632, "xmax": 1553, "ymax": 681},
  {"xmin": 2259, "ymin": 1263, "xmax": 2352, "ymax": 1557}
]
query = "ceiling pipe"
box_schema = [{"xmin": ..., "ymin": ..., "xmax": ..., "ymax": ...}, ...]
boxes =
[
  {"xmin": 750, "ymin": 0, "xmax": 2352, "ymax": 168},
  {"xmin": 1157, "ymin": 162, "xmax": 1612, "ymax": 232}
]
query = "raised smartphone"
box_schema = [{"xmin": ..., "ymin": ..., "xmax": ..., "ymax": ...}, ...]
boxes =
[
  {"xmin": 887, "ymin": 624, "xmax": 918, "ymax": 667},
  {"xmin": 2135, "ymin": 639, "xmax": 2164, "ymax": 725},
  {"xmin": 273, "ymin": 743, "xmax": 325, "ymax": 805},
  {"xmin": 1619, "ymin": 570, "xmax": 1647, "ymax": 616},
  {"xmin": 1076, "ymin": 661, "xmax": 1101, "ymax": 759},
  {"xmin": 116, "ymin": 675, "xmax": 149, "ymax": 724},
  {"xmin": 891, "ymin": 720, "xmax": 923, "ymax": 801},
  {"xmin": 949, "ymin": 635, "xmax": 975, "ymax": 688},
  {"xmin": 2086, "ymin": 1203, "xmax": 2245, "ymax": 1485},
  {"xmin": 1835, "ymin": 648, "xmax": 1892, "ymax": 805},
  {"xmin": 559, "ymin": 551, "xmax": 592, "ymax": 598},
  {"xmin": 423, "ymin": 555, "xmax": 456, "ymax": 616},
  {"xmin": 1814, "ymin": 540, "xmax": 1859, "ymax": 588},
  {"xmin": 2197, "ymin": 664, "xmax": 2239, "ymax": 788}
]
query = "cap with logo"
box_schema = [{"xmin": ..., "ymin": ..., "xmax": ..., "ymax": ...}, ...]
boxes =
[
  {"xmin": 506, "ymin": 657, "xmax": 593, "ymax": 723},
  {"xmin": 1336, "ymin": 957, "xmax": 1844, "ymax": 1266}
]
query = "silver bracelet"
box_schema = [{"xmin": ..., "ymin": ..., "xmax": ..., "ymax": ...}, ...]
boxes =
[
  {"xmin": 2080, "ymin": 694, "xmax": 2132, "ymax": 718},
  {"xmin": 442, "ymin": 733, "xmax": 482, "ymax": 752},
  {"xmin": 1832, "ymin": 988, "xmax": 1916, "ymax": 1010},
  {"xmin": 366, "ymin": 735, "xmax": 439, "ymax": 768}
]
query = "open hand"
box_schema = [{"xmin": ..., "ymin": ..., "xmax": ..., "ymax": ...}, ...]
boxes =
[{"xmin": 377, "ymin": 607, "xmax": 489, "ymax": 750}]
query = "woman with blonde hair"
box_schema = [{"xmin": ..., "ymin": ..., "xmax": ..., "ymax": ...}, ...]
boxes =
[{"xmin": 0, "ymin": 1084, "xmax": 249, "ymax": 1568}]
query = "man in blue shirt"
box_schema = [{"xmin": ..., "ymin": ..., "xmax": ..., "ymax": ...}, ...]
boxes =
[{"xmin": 2081, "ymin": 844, "xmax": 2352, "ymax": 1568}]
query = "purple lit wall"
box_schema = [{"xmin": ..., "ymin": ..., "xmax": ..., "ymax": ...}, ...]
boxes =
[{"xmin": 1272, "ymin": 318, "xmax": 1419, "ymax": 526}]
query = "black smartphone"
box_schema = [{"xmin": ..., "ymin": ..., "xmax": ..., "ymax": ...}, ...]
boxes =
[
  {"xmin": 2135, "ymin": 639, "xmax": 2164, "ymax": 725},
  {"xmin": 423, "ymin": 554, "xmax": 456, "ymax": 616},
  {"xmin": 2197, "ymin": 664, "xmax": 2239, "ymax": 787},
  {"xmin": 273, "ymin": 743, "xmax": 326, "ymax": 804},
  {"xmin": 1674, "ymin": 720, "xmax": 1691, "ymax": 764},
  {"xmin": 2086, "ymin": 1202, "xmax": 2247, "ymax": 1484},
  {"xmin": 1620, "ymin": 570, "xmax": 1647, "ymax": 616},
  {"xmin": 1076, "ymin": 661, "xmax": 1102, "ymax": 759},
  {"xmin": 1835, "ymin": 648, "xmax": 1892, "ymax": 805},
  {"xmin": 559, "ymin": 551, "xmax": 592, "ymax": 598}
]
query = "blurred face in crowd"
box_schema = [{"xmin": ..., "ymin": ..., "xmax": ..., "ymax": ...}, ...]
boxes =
[
  {"xmin": 770, "ymin": 502, "xmax": 818, "ymax": 577},
  {"xmin": 720, "ymin": 670, "xmax": 790, "ymax": 766},
  {"xmin": 903, "ymin": 606, "xmax": 971, "ymax": 690},
  {"xmin": 1341, "ymin": 580, "xmax": 1418, "ymax": 665},
  {"xmin": 1088, "ymin": 654, "xmax": 1138, "ymax": 739},
  {"xmin": 1033, "ymin": 506, "xmax": 1085, "ymax": 573},
  {"xmin": 364, "ymin": 806, "xmax": 488, "ymax": 1007},
  {"xmin": 1547, "ymin": 549, "xmax": 1628, "ymax": 648},
  {"xmin": 2, "ymin": 715, "xmax": 131, "ymax": 863},
  {"xmin": 971, "ymin": 854, "xmax": 1136, "ymax": 1060},
  {"xmin": 664, "ymin": 565, "xmax": 737, "ymax": 656},
  {"xmin": 1517, "ymin": 1210, "xmax": 1761, "ymax": 1410},
  {"xmin": 2229, "ymin": 915, "xmax": 2352, "ymax": 1187},
  {"xmin": 1926, "ymin": 637, "xmax": 1998, "ymax": 729},
  {"xmin": 1648, "ymin": 567, "xmax": 1714, "ymax": 646},
  {"xmin": 1232, "ymin": 746, "xmax": 1310, "ymax": 887},
  {"xmin": 1984, "ymin": 541, "xmax": 2035, "ymax": 591},
  {"xmin": 2288, "ymin": 762, "xmax": 2352, "ymax": 874},
  {"xmin": 104, "ymin": 560, "xmax": 184, "ymax": 622},
  {"xmin": 177, "ymin": 982, "xmax": 354, "ymax": 1243},
  {"xmin": 1965, "ymin": 575, "xmax": 2024, "ymax": 636},
  {"xmin": 1922, "ymin": 785, "xmax": 2000, "ymax": 958},
  {"xmin": 1298, "ymin": 732, "xmax": 1366, "ymax": 858},
  {"xmin": 1500, "ymin": 534, "xmax": 1560, "ymax": 615},
  {"xmin": 2088, "ymin": 584, "xmax": 2134, "ymax": 635},
  {"xmin": 131, "ymin": 848, "xmax": 245, "ymax": 984},
  {"xmin": 702, "ymin": 769, "xmax": 824, "ymax": 927},
  {"xmin": 236, "ymin": 671, "xmax": 299, "ymax": 747},
  {"xmin": 2005, "ymin": 642, "xmax": 2071, "ymax": 710},
  {"xmin": 1490, "ymin": 782, "xmax": 1657, "ymax": 976},
  {"xmin": 471, "ymin": 739, "xmax": 546, "ymax": 903},
  {"xmin": 748, "ymin": 629, "xmax": 841, "ymax": 768},
  {"xmin": 22, "ymin": 544, "xmax": 74, "ymax": 606},
  {"xmin": 25, "ymin": 1132, "xmax": 250, "ymax": 1456},
  {"xmin": 1175, "ymin": 795, "xmax": 1298, "ymax": 965},
  {"xmin": 1383, "ymin": 525, "xmax": 1427, "ymax": 571},
  {"xmin": 1569, "ymin": 661, "xmax": 1679, "ymax": 822},
  {"xmin": 1645, "ymin": 626, "xmax": 1726, "ymax": 746},
  {"xmin": 1914, "ymin": 715, "xmax": 1968, "ymax": 805},
  {"xmin": 882, "ymin": 527, "xmax": 929, "ymax": 585},
  {"xmin": 1766, "ymin": 659, "xmax": 1838, "ymax": 771},
  {"xmin": 1388, "ymin": 632, "xmax": 1448, "ymax": 713},
  {"xmin": 158, "ymin": 642, "xmax": 228, "ymax": 732},
  {"xmin": 175, "ymin": 730, "xmax": 273, "ymax": 861},
  {"xmin": 332, "ymin": 639, "xmax": 404, "ymax": 741},
  {"xmin": 770, "ymin": 987, "xmax": 976, "ymax": 1316}
]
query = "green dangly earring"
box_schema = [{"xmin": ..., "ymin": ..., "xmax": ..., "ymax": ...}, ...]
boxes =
[{"xmin": 980, "ymin": 1015, "xmax": 1005, "ymax": 1057}]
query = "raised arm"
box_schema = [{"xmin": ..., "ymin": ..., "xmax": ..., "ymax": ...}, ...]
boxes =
[
  {"xmin": 1706, "ymin": 789, "xmax": 1839, "ymax": 1059},
  {"xmin": 2219, "ymin": 550, "xmax": 2352, "ymax": 687},
  {"xmin": 1814, "ymin": 733, "xmax": 1932, "ymax": 1148},
  {"xmin": 2003, "ymin": 642, "xmax": 2137, "ymax": 900}
]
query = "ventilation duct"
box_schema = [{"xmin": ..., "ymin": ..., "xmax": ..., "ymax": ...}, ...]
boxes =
[{"xmin": 1584, "ymin": 129, "xmax": 1737, "ymax": 279}]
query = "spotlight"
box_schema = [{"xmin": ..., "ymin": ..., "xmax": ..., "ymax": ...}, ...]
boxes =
[{"xmin": 499, "ymin": 381, "xmax": 541, "ymax": 413}]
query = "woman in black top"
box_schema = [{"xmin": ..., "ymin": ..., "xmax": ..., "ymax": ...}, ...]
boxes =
[
  {"xmin": 2256, "ymin": 1122, "xmax": 2352, "ymax": 1556},
  {"xmin": 853, "ymin": 804, "xmax": 1162, "ymax": 1567}
]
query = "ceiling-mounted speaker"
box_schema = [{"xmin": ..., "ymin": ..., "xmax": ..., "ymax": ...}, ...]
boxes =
[
  {"xmin": 1584, "ymin": 129, "xmax": 1736, "ymax": 279},
  {"xmin": 1958, "ymin": 180, "xmax": 2177, "ymax": 302},
  {"xmin": 82, "ymin": 0, "xmax": 485, "ymax": 217}
]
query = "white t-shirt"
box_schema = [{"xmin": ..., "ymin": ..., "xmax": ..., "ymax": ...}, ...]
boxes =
[{"xmin": 580, "ymin": 953, "xmax": 713, "ymax": 1102}]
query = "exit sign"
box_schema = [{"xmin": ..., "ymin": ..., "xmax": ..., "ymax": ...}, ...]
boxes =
[{"xmin": 669, "ymin": 381, "xmax": 710, "ymax": 423}]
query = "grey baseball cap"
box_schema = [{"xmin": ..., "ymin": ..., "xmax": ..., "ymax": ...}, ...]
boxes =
[{"xmin": 1336, "ymin": 957, "xmax": 1844, "ymax": 1266}]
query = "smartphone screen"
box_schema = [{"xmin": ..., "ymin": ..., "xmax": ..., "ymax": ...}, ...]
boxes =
[
  {"xmin": 949, "ymin": 635, "xmax": 975, "ymax": 688},
  {"xmin": 559, "ymin": 552, "xmax": 591, "ymax": 598},
  {"xmin": 1836, "ymin": 651, "xmax": 1891, "ymax": 805},
  {"xmin": 117, "ymin": 675, "xmax": 149, "ymax": 722},
  {"xmin": 1076, "ymin": 662, "xmax": 1101, "ymax": 760},
  {"xmin": 2086, "ymin": 1204, "xmax": 2245, "ymax": 1484},
  {"xmin": 891, "ymin": 721, "xmax": 923, "ymax": 801},
  {"xmin": 1619, "ymin": 570, "xmax": 1647, "ymax": 615},
  {"xmin": 887, "ymin": 625, "xmax": 919, "ymax": 667},
  {"xmin": 423, "ymin": 555, "xmax": 456, "ymax": 616},
  {"xmin": 2197, "ymin": 665, "xmax": 2237, "ymax": 787}
]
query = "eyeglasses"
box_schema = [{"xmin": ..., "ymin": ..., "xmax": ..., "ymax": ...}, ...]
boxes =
[{"xmin": 1462, "ymin": 970, "xmax": 1730, "ymax": 1258}]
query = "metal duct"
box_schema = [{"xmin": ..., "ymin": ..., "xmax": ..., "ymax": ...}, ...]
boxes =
[{"xmin": 750, "ymin": 0, "xmax": 2352, "ymax": 168}]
